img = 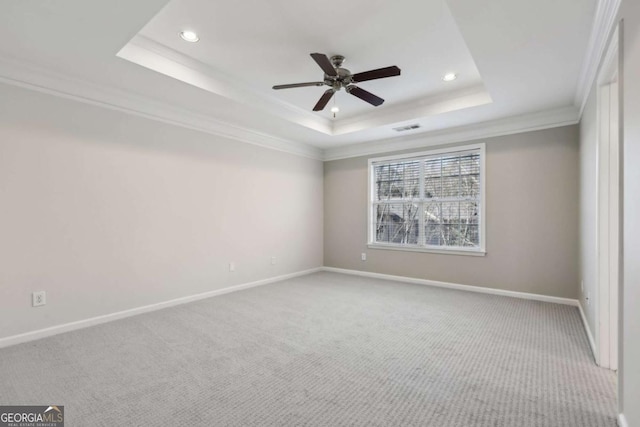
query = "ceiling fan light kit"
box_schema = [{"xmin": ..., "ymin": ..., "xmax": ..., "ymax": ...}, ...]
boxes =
[{"xmin": 272, "ymin": 53, "xmax": 401, "ymax": 112}]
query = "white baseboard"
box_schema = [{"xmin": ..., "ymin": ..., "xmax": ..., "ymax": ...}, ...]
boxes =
[
  {"xmin": 578, "ymin": 301, "xmax": 598, "ymax": 362},
  {"xmin": 0, "ymin": 268, "xmax": 322, "ymax": 349},
  {"xmin": 0, "ymin": 267, "xmax": 587, "ymax": 350},
  {"xmin": 618, "ymin": 413, "xmax": 628, "ymax": 427},
  {"xmin": 321, "ymin": 267, "xmax": 579, "ymax": 306}
]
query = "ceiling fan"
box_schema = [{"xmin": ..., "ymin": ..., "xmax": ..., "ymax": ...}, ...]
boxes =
[{"xmin": 272, "ymin": 53, "xmax": 401, "ymax": 112}]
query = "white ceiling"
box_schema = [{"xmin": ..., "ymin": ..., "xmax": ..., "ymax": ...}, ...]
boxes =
[
  {"xmin": 131, "ymin": 0, "xmax": 487, "ymax": 122},
  {"xmin": 0, "ymin": 0, "xmax": 597, "ymax": 156}
]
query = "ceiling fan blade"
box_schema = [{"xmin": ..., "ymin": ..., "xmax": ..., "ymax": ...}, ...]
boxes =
[
  {"xmin": 313, "ymin": 89, "xmax": 335, "ymax": 111},
  {"xmin": 310, "ymin": 53, "xmax": 337, "ymax": 77},
  {"xmin": 352, "ymin": 66, "xmax": 401, "ymax": 83},
  {"xmin": 273, "ymin": 82, "xmax": 325, "ymax": 90},
  {"xmin": 347, "ymin": 85, "xmax": 384, "ymax": 106}
]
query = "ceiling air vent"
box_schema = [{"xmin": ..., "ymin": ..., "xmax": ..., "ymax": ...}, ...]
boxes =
[{"xmin": 393, "ymin": 124, "xmax": 421, "ymax": 132}]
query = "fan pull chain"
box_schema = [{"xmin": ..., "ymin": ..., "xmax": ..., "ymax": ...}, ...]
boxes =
[{"xmin": 331, "ymin": 94, "xmax": 339, "ymax": 118}]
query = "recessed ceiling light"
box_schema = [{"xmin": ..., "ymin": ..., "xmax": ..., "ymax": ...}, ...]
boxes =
[
  {"xmin": 442, "ymin": 73, "xmax": 457, "ymax": 82},
  {"xmin": 180, "ymin": 30, "xmax": 199, "ymax": 43}
]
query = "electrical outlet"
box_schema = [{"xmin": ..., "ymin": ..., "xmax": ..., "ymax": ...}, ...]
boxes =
[
  {"xmin": 271, "ymin": 256, "xmax": 276, "ymax": 265},
  {"xmin": 361, "ymin": 253, "xmax": 367, "ymax": 261},
  {"xmin": 32, "ymin": 291, "xmax": 46, "ymax": 307},
  {"xmin": 229, "ymin": 262, "xmax": 235, "ymax": 272}
]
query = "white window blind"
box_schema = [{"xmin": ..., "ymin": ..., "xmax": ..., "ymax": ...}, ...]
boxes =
[{"xmin": 368, "ymin": 144, "xmax": 485, "ymax": 254}]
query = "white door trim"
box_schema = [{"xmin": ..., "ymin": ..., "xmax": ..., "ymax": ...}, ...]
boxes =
[{"xmin": 595, "ymin": 25, "xmax": 620, "ymax": 370}]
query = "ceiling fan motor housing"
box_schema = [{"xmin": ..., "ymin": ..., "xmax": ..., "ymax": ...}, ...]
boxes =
[
  {"xmin": 325, "ymin": 67, "xmax": 352, "ymax": 91},
  {"xmin": 324, "ymin": 55, "xmax": 352, "ymax": 90}
]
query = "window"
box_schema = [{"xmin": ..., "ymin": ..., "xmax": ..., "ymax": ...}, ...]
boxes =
[{"xmin": 368, "ymin": 144, "xmax": 485, "ymax": 255}]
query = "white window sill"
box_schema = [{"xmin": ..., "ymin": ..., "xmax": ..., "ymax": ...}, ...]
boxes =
[{"xmin": 367, "ymin": 244, "xmax": 486, "ymax": 257}]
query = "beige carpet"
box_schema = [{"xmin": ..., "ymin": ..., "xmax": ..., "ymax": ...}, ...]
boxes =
[{"xmin": 0, "ymin": 272, "xmax": 617, "ymax": 426}]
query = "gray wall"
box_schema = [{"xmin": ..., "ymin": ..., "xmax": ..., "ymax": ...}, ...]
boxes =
[
  {"xmin": 324, "ymin": 126, "xmax": 580, "ymax": 299},
  {"xmin": 620, "ymin": 0, "xmax": 640, "ymax": 423},
  {"xmin": 0, "ymin": 83, "xmax": 324, "ymax": 340},
  {"xmin": 579, "ymin": 84, "xmax": 598, "ymax": 333}
]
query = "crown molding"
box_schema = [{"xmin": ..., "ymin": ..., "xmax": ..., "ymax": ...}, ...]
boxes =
[
  {"xmin": 0, "ymin": 54, "xmax": 582, "ymax": 164},
  {"xmin": 0, "ymin": 55, "xmax": 323, "ymax": 160},
  {"xmin": 118, "ymin": 36, "xmax": 333, "ymax": 135},
  {"xmin": 323, "ymin": 106, "xmax": 580, "ymax": 161},
  {"xmin": 119, "ymin": 37, "xmax": 493, "ymax": 137},
  {"xmin": 575, "ymin": 0, "xmax": 621, "ymax": 116},
  {"xmin": 332, "ymin": 85, "xmax": 491, "ymax": 135}
]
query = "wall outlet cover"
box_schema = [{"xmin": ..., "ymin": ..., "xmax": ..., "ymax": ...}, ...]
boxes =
[{"xmin": 32, "ymin": 291, "xmax": 46, "ymax": 307}]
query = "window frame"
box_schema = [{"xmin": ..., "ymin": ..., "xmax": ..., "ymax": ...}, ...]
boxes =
[{"xmin": 367, "ymin": 143, "xmax": 486, "ymax": 256}]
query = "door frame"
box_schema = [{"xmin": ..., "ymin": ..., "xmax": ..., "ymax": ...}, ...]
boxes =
[{"xmin": 595, "ymin": 25, "xmax": 620, "ymax": 370}]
